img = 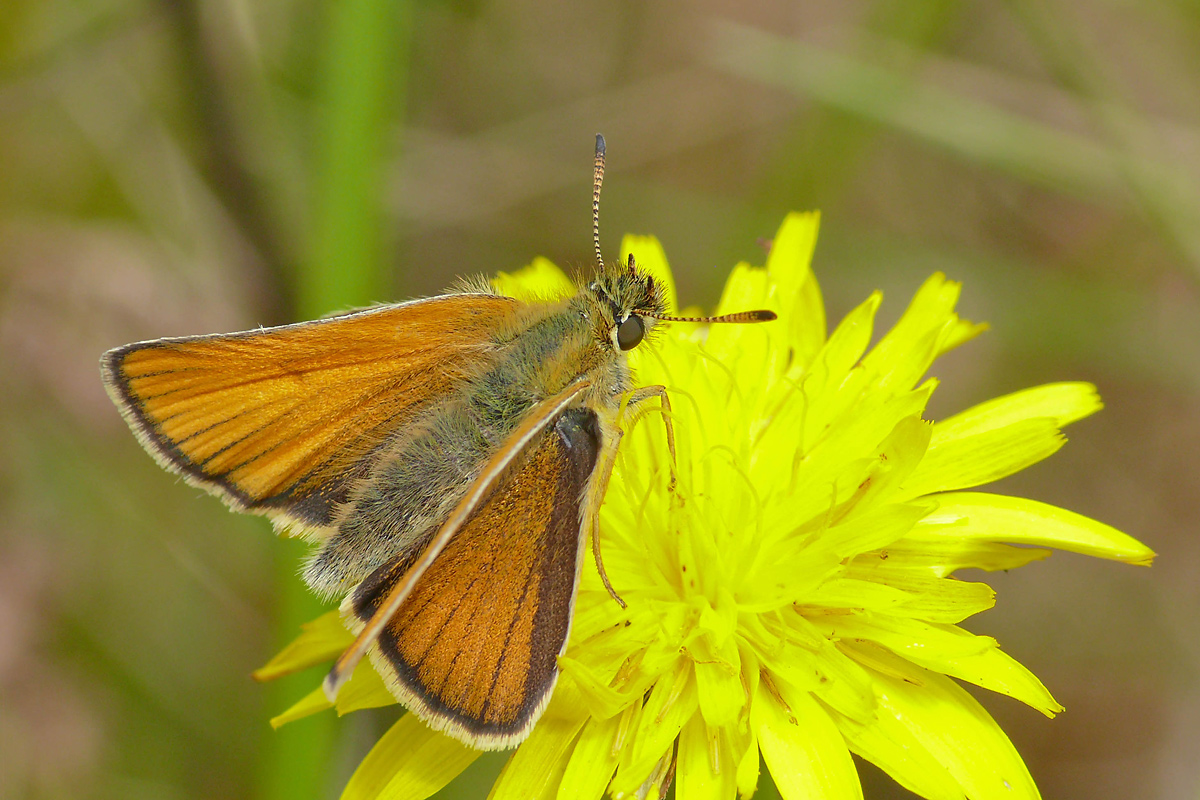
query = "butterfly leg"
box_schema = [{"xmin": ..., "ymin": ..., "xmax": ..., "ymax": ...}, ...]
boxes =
[
  {"xmin": 623, "ymin": 384, "xmax": 677, "ymax": 492},
  {"xmin": 586, "ymin": 384, "xmax": 677, "ymax": 609},
  {"xmin": 584, "ymin": 423, "xmax": 626, "ymax": 608}
]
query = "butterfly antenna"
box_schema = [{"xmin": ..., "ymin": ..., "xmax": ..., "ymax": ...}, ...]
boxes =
[
  {"xmin": 593, "ymin": 133, "xmax": 606, "ymax": 271},
  {"xmin": 650, "ymin": 309, "xmax": 778, "ymax": 324}
]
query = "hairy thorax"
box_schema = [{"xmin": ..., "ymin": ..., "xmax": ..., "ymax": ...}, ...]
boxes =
[{"xmin": 303, "ymin": 297, "xmax": 630, "ymax": 599}]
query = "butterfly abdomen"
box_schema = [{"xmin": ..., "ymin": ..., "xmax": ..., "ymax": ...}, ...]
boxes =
[{"xmin": 304, "ymin": 402, "xmax": 490, "ymax": 598}]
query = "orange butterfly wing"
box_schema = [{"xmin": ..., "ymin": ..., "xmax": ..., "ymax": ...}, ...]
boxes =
[
  {"xmin": 346, "ymin": 408, "xmax": 601, "ymax": 748},
  {"xmin": 102, "ymin": 294, "xmax": 518, "ymax": 529}
]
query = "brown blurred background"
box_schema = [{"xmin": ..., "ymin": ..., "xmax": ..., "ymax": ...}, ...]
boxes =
[{"xmin": 1, "ymin": 0, "xmax": 1197, "ymax": 798}]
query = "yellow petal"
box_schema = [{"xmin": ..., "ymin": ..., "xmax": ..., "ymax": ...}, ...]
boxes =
[
  {"xmin": 837, "ymin": 624, "xmax": 1062, "ymax": 716},
  {"xmin": 734, "ymin": 650, "xmax": 763, "ymax": 797},
  {"xmin": 694, "ymin": 658, "xmax": 744, "ymax": 729},
  {"xmin": 899, "ymin": 419, "xmax": 1065, "ymax": 499},
  {"xmin": 766, "ymin": 212, "xmax": 820, "ymax": 298},
  {"xmin": 803, "ymin": 292, "xmax": 880, "ymax": 400},
  {"xmin": 676, "ymin": 714, "xmax": 736, "ymax": 800},
  {"xmin": 254, "ymin": 610, "xmax": 353, "ymax": 681},
  {"xmin": 856, "ymin": 646, "xmax": 1041, "ymax": 799},
  {"xmin": 491, "ymin": 257, "xmax": 575, "ymax": 302},
  {"xmin": 841, "ymin": 415, "xmax": 933, "ymax": 510},
  {"xmin": 557, "ymin": 655, "xmax": 641, "ymax": 721},
  {"xmin": 709, "ymin": 263, "xmax": 781, "ymax": 372},
  {"xmin": 934, "ymin": 382, "xmax": 1102, "ymax": 440},
  {"xmin": 775, "ymin": 651, "xmax": 875, "ymax": 727},
  {"xmin": 763, "ymin": 387, "xmax": 933, "ymax": 531},
  {"xmin": 735, "ymin": 732, "xmax": 760, "ymax": 798},
  {"xmin": 766, "ymin": 211, "xmax": 825, "ymax": 364},
  {"xmin": 833, "ymin": 707, "xmax": 967, "ymax": 800},
  {"xmin": 878, "ymin": 538, "xmax": 1051, "ymax": 577},
  {"xmin": 943, "ymin": 646, "xmax": 1061, "ymax": 717},
  {"xmin": 860, "ymin": 273, "xmax": 961, "ymax": 393},
  {"xmin": 269, "ymin": 660, "xmax": 394, "ymax": 729},
  {"xmin": 489, "ymin": 678, "xmax": 589, "ymax": 800},
  {"xmin": 936, "ymin": 318, "xmax": 988, "ymax": 356},
  {"xmin": 620, "ymin": 234, "xmax": 678, "ymax": 313},
  {"xmin": 335, "ymin": 660, "xmax": 398, "ymax": 714},
  {"xmin": 752, "ymin": 679, "xmax": 863, "ymax": 800},
  {"xmin": 715, "ymin": 263, "xmax": 772, "ymax": 318},
  {"xmin": 923, "ymin": 493, "xmax": 1155, "ymax": 564},
  {"xmin": 557, "ymin": 715, "xmax": 621, "ymax": 800},
  {"xmin": 791, "ymin": 270, "xmax": 827, "ymax": 370},
  {"xmin": 842, "ymin": 563, "xmax": 996, "ymax": 623},
  {"xmin": 488, "ymin": 725, "xmax": 578, "ymax": 800},
  {"xmin": 803, "ymin": 577, "xmax": 911, "ymax": 612},
  {"xmin": 612, "ymin": 659, "xmax": 697, "ymax": 796},
  {"xmin": 270, "ymin": 686, "xmax": 331, "ymax": 729},
  {"xmin": 340, "ymin": 714, "xmax": 479, "ymax": 800},
  {"xmin": 805, "ymin": 501, "xmax": 930, "ymax": 562}
]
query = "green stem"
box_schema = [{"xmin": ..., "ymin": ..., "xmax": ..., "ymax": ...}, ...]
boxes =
[
  {"xmin": 300, "ymin": 0, "xmax": 411, "ymax": 314},
  {"xmin": 260, "ymin": 0, "xmax": 410, "ymax": 798}
]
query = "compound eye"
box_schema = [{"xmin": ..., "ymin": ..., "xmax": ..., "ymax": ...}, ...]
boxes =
[{"xmin": 616, "ymin": 314, "xmax": 645, "ymax": 351}]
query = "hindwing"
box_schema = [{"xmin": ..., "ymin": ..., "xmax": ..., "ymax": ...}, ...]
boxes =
[{"xmin": 346, "ymin": 408, "xmax": 601, "ymax": 748}]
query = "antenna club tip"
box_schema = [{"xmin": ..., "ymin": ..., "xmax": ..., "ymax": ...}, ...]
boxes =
[
  {"xmin": 595, "ymin": 134, "xmax": 605, "ymax": 155},
  {"xmin": 751, "ymin": 310, "xmax": 778, "ymax": 321}
]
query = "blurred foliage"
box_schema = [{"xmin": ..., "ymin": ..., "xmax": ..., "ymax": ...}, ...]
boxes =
[{"xmin": 1, "ymin": 0, "xmax": 1198, "ymax": 798}]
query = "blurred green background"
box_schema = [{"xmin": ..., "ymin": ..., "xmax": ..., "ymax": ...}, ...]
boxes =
[{"xmin": 1, "ymin": 0, "xmax": 1196, "ymax": 798}]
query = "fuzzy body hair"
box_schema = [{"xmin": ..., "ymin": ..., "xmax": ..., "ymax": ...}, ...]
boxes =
[{"xmin": 304, "ymin": 265, "xmax": 665, "ymax": 599}]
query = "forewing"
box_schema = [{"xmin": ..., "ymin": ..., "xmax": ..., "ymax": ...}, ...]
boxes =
[
  {"xmin": 102, "ymin": 294, "xmax": 517, "ymax": 528},
  {"xmin": 347, "ymin": 408, "xmax": 601, "ymax": 748}
]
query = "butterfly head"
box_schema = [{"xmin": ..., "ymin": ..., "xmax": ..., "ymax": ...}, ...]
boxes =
[
  {"xmin": 581, "ymin": 135, "xmax": 774, "ymax": 357},
  {"xmin": 583, "ymin": 255, "xmax": 668, "ymax": 353}
]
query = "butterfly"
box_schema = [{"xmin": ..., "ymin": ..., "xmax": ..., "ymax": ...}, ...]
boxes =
[{"xmin": 101, "ymin": 135, "xmax": 774, "ymax": 748}]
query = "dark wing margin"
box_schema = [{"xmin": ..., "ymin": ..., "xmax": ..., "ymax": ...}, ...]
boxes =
[
  {"xmin": 100, "ymin": 294, "xmax": 517, "ymax": 530},
  {"xmin": 348, "ymin": 408, "xmax": 601, "ymax": 749}
]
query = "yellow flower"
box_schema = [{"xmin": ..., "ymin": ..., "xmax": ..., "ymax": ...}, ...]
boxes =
[{"xmin": 259, "ymin": 213, "xmax": 1153, "ymax": 800}]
